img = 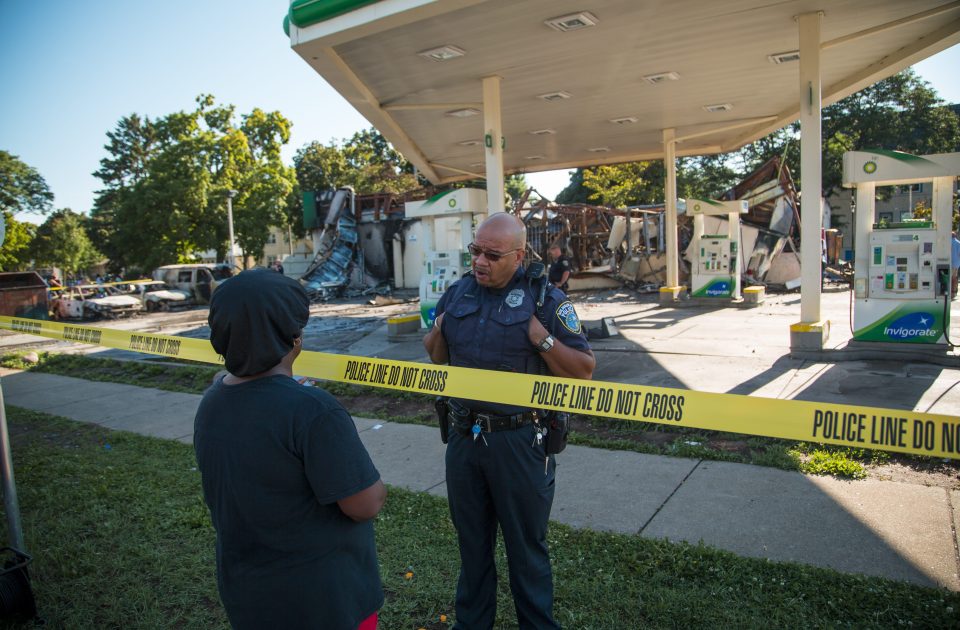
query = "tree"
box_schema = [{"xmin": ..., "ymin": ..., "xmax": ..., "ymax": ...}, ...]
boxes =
[
  {"xmin": 555, "ymin": 168, "xmax": 590, "ymax": 204},
  {"xmin": 556, "ymin": 156, "xmax": 738, "ymax": 208},
  {"xmin": 735, "ymin": 69, "xmax": 959, "ymax": 197},
  {"xmin": 88, "ymin": 114, "xmax": 158, "ymax": 264},
  {"xmin": 0, "ymin": 150, "xmax": 54, "ymax": 216},
  {"xmin": 581, "ymin": 162, "xmax": 666, "ymax": 207},
  {"xmin": 0, "ymin": 212, "xmax": 37, "ymax": 271},
  {"xmin": 819, "ymin": 69, "xmax": 959, "ymax": 197},
  {"xmin": 680, "ymin": 155, "xmax": 741, "ymax": 199},
  {"xmin": 31, "ymin": 209, "xmax": 102, "ymax": 275},
  {"xmin": 505, "ymin": 173, "xmax": 528, "ymax": 201},
  {"xmin": 292, "ymin": 128, "xmax": 419, "ymax": 198},
  {"xmin": 91, "ymin": 96, "xmax": 298, "ymax": 271},
  {"xmin": 232, "ymin": 109, "xmax": 298, "ymax": 262}
]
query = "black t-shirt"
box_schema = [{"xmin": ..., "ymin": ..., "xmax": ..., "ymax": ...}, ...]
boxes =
[{"xmin": 194, "ymin": 375, "xmax": 383, "ymax": 630}]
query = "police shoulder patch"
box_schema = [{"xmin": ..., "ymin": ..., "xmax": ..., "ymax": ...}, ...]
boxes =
[{"xmin": 556, "ymin": 301, "xmax": 581, "ymax": 334}]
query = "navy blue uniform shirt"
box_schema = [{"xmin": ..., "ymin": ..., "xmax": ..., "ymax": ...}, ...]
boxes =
[{"xmin": 436, "ymin": 267, "xmax": 590, "ymax": 416}]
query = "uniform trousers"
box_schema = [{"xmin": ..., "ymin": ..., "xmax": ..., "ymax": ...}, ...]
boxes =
[{"xmin": 445, "ymin": 421, "xmax": 559, "ymax": 630}]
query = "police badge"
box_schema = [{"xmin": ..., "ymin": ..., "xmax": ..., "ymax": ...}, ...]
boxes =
[{"xmin": 505, "ymin": 289, "xmax": 524, "ymax": 308}]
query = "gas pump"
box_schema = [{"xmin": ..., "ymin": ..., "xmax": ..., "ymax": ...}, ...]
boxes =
[
  {"xmin": 688, "ymin": 198, "xmax": 749, "ymax": 299},
  {"xmin": 404, "ymin": 188, "xmax": 488, "ymax": 327},
  {"xmin": 842, "ymin": 150, "xmax": 960, "ymax": 344}
]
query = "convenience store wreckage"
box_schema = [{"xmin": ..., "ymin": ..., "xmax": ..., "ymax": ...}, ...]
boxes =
[{"xmin": 297, "ymin": 156, "xmax": 816, "ymax": 301}]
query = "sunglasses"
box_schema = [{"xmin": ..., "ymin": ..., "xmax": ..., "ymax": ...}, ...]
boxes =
[{"xmin": 467, "ymin": 243, "xmax": 520, "ymax": 262}]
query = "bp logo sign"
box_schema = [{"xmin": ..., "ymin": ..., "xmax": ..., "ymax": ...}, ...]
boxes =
[
  {"xmin": 883, "ymin": 311, "xmax": 938, "ymax": 341},
  {"xmin": 448, "ymin": 198, "xmax": 457, "ymax": 207},
  {"xmin": 863, "ymin": 161, "xmax": 878, "ymax": 174}
]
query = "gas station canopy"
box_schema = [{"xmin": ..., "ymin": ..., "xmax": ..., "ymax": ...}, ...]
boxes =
[{"xmin": 287, "ymin": 0, "xmax": 960, "ymax": 185}]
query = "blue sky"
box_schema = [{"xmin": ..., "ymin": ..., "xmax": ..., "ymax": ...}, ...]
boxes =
[{"xmin": 1, "ymin": 1, "xmax": 958, "ymax": 224}]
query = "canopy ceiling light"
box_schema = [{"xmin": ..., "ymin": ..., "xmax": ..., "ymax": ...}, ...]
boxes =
[
  {"xmin": 768, "ymin": 50, "xmax": 800, "ymax": 64},
  {"xmin": 444, "ymin": 108, "xmax": 481, "ymax": 118},
  {"xmin": 417, "ymin": 45, "xmax": 466, "ymax": 62},
  {"xmin": 703, "ymin": 103, "xmax": 734, "ymax": 113},
  {"xmin": 544, "ymin": 11, "xmax": 598, "ymax": 32},
  {"xmin": 642, "ymin": 71, "xmax": 680, "ymax": 84},
  {"xmin": 537, "ymin": 91, "xmax": 572, "ymax": 102}
]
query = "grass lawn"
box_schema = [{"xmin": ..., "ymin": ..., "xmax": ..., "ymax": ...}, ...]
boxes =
[{"xmin": 1, "ymin": 407, "xmax": 957, "ymax": 629}]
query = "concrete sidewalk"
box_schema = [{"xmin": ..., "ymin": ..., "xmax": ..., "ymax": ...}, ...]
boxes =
[{"xmin": 2, "ymin": 368, "xmax": 957, "ymax": 591}]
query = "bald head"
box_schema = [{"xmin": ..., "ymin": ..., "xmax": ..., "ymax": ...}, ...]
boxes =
[
  {"xmin": 472, "ymin": 213, "xmax": 526, "ymax": 288},
  {"xmin": 478, "ymin": 213, "xmax": 526, "ymax": 250}
]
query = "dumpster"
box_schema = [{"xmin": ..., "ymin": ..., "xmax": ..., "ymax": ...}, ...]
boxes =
[{"xmin": 0, "ymin": 272, "xmax": 49, "ymax": 320}]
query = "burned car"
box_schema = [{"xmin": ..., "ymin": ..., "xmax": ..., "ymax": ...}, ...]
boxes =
[
  {"xmin": 124, "ymin": 280, "xmax": 193, "ymax": 312},
  {"xmin": 51, "ymin": 285, "xmax": 143, "ymax": 320}
]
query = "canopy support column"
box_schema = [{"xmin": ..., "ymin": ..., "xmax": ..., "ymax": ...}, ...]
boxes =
[
  {"xmin": 659, "ymin": 127, "xmax": 686, "ymax": 304},
  {"xmin": 482, "ymin": 75, "xmax": 505, "ymax": 215},
  {"xmin": 790, "ymin": 10, "xmax": 830, "ymax": 349}
]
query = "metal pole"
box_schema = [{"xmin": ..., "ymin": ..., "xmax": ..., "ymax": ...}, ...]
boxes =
[
  {"xmin": 226, "ymin": 190, "xmax": 238, "ymax": 271},
  {"xmin": 0, "ymin": 378, "xmax": 25, "ymax": 552}
]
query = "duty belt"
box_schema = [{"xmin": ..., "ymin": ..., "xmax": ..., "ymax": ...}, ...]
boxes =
[{"xmin": 449, "ymin": 400, "xmax": 536, "ymax": 433}]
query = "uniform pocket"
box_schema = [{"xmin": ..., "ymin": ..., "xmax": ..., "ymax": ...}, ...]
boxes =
[
  {"xmin": 444, "ymin": 301, "xmax": 481, "ymax": 363},
  {"xmin": 489, "ymin": 303, "xmax": 536, "ymax": 369}
]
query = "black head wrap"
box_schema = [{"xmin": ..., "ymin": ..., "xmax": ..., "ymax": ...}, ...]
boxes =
[{"xmin": 208, "ymin": 268, "xmax": 309, "ymax": 376}]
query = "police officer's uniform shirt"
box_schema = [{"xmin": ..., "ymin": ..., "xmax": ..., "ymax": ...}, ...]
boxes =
[
  {"xmin": 436, "ymin": 266, "xmax": 590, "ymax": 416},
  {"xmin": 548, "ymin": 256, "xmax": 571, "ymax": 286}
]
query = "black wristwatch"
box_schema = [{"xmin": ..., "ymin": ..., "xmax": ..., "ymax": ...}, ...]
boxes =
[{"xmin": 535, "ymin": 334, "xmax": 555, "ymax": 352}]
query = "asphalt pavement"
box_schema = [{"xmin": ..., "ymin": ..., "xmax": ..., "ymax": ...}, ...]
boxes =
[{"xmin": 1, "ymin": 286, "xmax": 958, "ymax": 591}]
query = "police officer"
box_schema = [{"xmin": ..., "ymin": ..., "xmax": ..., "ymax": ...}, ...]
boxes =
[
  {"xmin": 548, "ymin": 243, "xmax": 572, "ymax": 292},
  {"xmin": 424, "ymin": 213, "xmax": 594, "ymax": 629}
]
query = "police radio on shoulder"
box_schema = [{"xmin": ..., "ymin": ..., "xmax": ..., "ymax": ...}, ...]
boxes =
[{"xmin": 535, "ymin": 334, "xmax": 555, "ymax": 353}]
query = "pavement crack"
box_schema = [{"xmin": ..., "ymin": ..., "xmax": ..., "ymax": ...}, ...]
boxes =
[
  {"xmin": 637, "ymin": 459, "xmax": 703, "ymax": 535},
  {"xmin": 947, "ymin": 488, "xmax": 960, "ymax": 583},
  {"xmin": 423, "ymin": 479, "xmax": 446, "ymax": 494}
]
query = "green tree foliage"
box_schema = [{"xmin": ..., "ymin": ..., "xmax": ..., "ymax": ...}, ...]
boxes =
[
  {"xmin": 290, "ymin": 128, "xmax": 420, "ymax": 237},
  {"xmin": 555, "ymin": 168, "xmax": 590, "ymax": 204},
  {"xmin": 582, "ymin": 162, "xmax": 664, "ymax": 207},
  {"xmin": 90, "ymin": 96, "xmax": 297, "ymax": 271},
  {"xmin": 0, "ymin": 150, "xmax": 54, "ymax": 216},
  {"xmin": 505, "ymin": 173, "xmax": 528, "ymax": 201},
  {"xmin": 31, "ymin": 209, "xmax": 102, "ymax": 275},
  {"xmin": 234, "ymin": 108, "xmax": 297, "ymax": 261},
  {"xmin": 734, "ymin": 69, "xmax": 959, "ymax": 196},
  {"xmin": 0, "ymin": 152, "xmax": 50, "ymax": 269},
  {"xmin": 87, "ymin": 114, "xmax": 157, "ymax": 265},
  {"xmin": 682, "ymin": 155, "xmax": 741, "ymax": 198},
  {"xmin": 292, "ymin": 128, "xmax": 420, "ymax": 203},
  {"xmin": 0, "ymin": 212, "xmax": 37, "ymax": 271}
]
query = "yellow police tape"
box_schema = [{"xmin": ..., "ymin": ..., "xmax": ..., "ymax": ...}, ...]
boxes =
[{"xmin": 1, "ymin": 315, "xmax": 959, "ymax": 460}]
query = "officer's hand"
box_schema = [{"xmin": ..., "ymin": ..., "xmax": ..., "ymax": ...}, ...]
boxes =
[
  {"xmin": 527, "ymin": 315, "xmax": 548, "ymax": 346},
  {"xmin": 433, "ymin": 312, "xmax": 445, "ymax": 330}
]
